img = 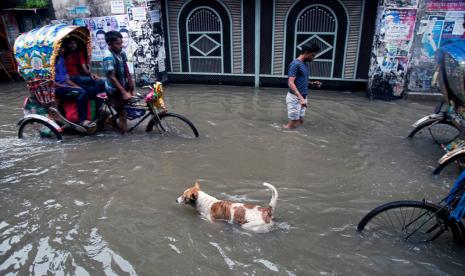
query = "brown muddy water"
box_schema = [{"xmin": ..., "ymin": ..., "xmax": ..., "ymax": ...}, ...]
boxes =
[{"xmin": 0, "ymin": 82, "xmax": 464, "ymax": 275}]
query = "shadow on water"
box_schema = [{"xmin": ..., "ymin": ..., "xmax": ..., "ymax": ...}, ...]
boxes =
[{"xmin": 0, "ymin": 82, "xmax": 464, "ymax": 275}]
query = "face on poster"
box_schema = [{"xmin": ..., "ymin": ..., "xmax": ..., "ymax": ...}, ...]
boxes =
[{"xmin": 75, "ymin": 15, "xmax": 134, "ymax": 62}]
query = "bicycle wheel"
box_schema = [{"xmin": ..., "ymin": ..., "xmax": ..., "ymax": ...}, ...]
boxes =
[
  {"xmin": 18, "ymin": 119, "xmax": 62, "ymax": 141},
  {"xmin": 433, "ymin": 153, "xmax": 465, "ymax": 175},
  {"xmin": 357, "ymin": 200, "xmax": 464, "ymax": 243},
  {"xmin": 146, "ymin": 112, "xmax": 199, "ymax": 138},
  {"xmin": 408, "ymin": 119, "xmax": 459, "ymax": 145}
]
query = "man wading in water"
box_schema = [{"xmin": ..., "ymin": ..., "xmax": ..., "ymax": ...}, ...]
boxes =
[{"xmin": 283, "ymin": 43, "xmax": 322, "ymax": 129}]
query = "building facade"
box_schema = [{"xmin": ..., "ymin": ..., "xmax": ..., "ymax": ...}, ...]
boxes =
[
  {"xmin": 3, "ymin": 0, "xmax": 464, "ymax": 95},
  {"xmin": 163, "ymin": 0, "xmax": 378, "ymax": 91}
]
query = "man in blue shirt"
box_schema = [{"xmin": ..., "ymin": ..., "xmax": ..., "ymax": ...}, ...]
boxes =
[
  {"xmin": 54, "ymin": 48, "xmax": 95, "ymax": 128},
  {"xmin": 283, "ymin": 43, "xmax": 322, "ymax": 129}
]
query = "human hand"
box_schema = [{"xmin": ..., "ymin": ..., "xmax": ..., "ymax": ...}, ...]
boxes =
[
  {"xmin": 299, "ymin": 97, "xmax": 307, "ymax": 107},
  {"xmin": 312, "ymin": 81, "xmax": 322, "ymax": 88},
  {"xmin": 122, "ymin": 90, "xmax": 133, "ymax": 100},
  {"xmin": 91, "ymin": 74, "xmax": 100, "ymax": 80}
]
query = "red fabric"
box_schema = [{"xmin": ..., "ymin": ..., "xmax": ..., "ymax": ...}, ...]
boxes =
[
  {"xmin": 63, "ymin": 100, "xmax": 95, "ymax": 123},
  {"xmin": 63, "ymin": 100, "xmax": 79, "ymax": 123},
  {"xmin": 64, "ymin": 51, "xmax": 86, "ymax": 76}
]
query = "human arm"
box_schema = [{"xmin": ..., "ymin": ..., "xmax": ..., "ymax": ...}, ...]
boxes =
[
  {"xmin": 78, "ymin": 52, "xmax": 100, "ymax": 80},
  {"xmin": 80, "ymin": 63, "xmax": 99, "ymax": 80},
  {"xmin": 107, "ymin": 69, "xmax": 132, "ymax": 100},
  {"xmin": 65, "ymin": 77, "xmax": 81, "ymax": 88},
  {"xmin": 288, "ymin": 76, "xmax": 306, "ymax": 107}
]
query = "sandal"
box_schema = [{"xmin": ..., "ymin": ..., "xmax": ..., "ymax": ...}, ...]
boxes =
[{"xmin": 80, "ymin": 120, "xmax": 96, "ymax": 128}]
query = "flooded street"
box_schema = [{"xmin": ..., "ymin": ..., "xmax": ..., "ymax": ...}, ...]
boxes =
[{"xmin": 0, "ymin": 82, "xmax": 464, "ymax": 275}]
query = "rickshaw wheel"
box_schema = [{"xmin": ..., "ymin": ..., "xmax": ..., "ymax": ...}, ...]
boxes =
[
  {"xmin": 18, "ymin": 119, "xmax": 62, "ymax": 141},
  {"xmin": 146, "ymin": 113, "xmax": 199, "ymax": 138}
]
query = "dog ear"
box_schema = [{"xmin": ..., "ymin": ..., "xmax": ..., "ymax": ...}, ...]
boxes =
[{"xmin": 194, "ymin": 181, "xmax": 200, "ymax": 189}]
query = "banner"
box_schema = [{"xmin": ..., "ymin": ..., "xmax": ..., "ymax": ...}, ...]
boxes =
[
  {"xmin": 426, "ymin": 0, "xmax": 465, "ymax": 11},
  {"xmin": 71, "ymin": 15, "xmax": 135, "ymax": 64}
]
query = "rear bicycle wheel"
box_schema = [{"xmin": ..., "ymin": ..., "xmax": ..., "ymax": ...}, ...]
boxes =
[
  {"xmin": 357, "ymin": 200, "xmax": 464, "ymax": 243},
  {"xmin": 146, "ymin": 112, "xmax": 199, "ymax": 138},
  {"xmin": 408, "ymin": 119, "xmax": 459, "ymax": 145},
  {"xmin": 18, "ymin": 119, "xmax": 62, "ymax": 141}
]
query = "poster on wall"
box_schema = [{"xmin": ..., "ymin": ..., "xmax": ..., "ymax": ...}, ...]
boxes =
[
  {"xmin": 384, "ymin": 0, "xmax": 418, "ymax": 9},
  {"xmin": 426, "ymin": 0, "xmax": 465, "ymax": 11},
  {"xmin": 72, "ymin": 15, "xmax": 134, "ymax": 68},
  {"xmin": 111, "ymin": 0, "xmax": 125, "ymax": 14},
  {"xmin": 382, "ymin": 9, "xmax": 417, "ymax": 57},
  {"xmin": 369, "ymin": 7, "xmax": 418, "ymax": 98},
  {"xmin": 130, "ymin": 7, "xmax": 147, "ymax": 21},
  {"xmin": 421, "ymin": 16, "xmax": 444, "ymax": 58}
]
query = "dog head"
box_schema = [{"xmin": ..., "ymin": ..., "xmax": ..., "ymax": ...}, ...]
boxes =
[{"xmin": 176, "ymin": 182, "xmax": 200, "ymax": 206}]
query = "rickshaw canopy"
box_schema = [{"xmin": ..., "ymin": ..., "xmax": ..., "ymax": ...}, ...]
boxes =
[{"xmin": 14, "ymin": 24, "xmax": 91, "ymax": 81}]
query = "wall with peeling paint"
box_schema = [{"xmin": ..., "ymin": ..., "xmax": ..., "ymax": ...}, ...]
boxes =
[
  {"xmin": 51, "ymin": 0, "xmax": 166, "ymax": 86},
  {"xmin": 368, "ymin": 0, "xmax": 465, "ymax": 99},
  {"xmin": 407, "ymin": 1, "xmax": 465, "ymax": 93}
]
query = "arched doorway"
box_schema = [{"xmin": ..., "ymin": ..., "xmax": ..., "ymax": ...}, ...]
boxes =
[
  {"xmin": 285, "ymin": 0, "xmax": 348, "ymax": 79},
  {"xmin": 178, "ymin": 0, "xmax": 232, "ymax": 73}
]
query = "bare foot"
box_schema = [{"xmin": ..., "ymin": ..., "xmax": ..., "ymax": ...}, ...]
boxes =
[{"xmin": 283, "ymin": 123, "xmax": 297, "ymax": 129}]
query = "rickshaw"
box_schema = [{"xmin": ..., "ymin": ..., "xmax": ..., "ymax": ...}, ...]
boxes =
[
  {"xmin": 14, "ymin": 24, "xmax": 199, "ymax": 141},
  {"xmin": 407, "ymin": 40, "xmax": 465, "ymax": 174}
]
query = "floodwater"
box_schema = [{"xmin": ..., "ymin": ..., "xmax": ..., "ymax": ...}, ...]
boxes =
[{"xmin": 0, "ymin": 82, "xmax": 464, "ymax": 275}]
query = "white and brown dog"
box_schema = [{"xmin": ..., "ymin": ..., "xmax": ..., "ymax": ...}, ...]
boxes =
[{"xmin": 176, "ymin": 182, "xmax": 278, "ymax": 233}]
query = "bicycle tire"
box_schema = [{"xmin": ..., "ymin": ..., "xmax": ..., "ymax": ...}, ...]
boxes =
[
  {"xmin": 357, "ymin": 200, "xmax": 464, "ymax": 244},
  {"xmin": 433, "ymin": 153, "xmax": 465, "ymax": 175},
  {"xmin": 146, "ymin": 112, "xmax": 199, "ymax": 138},
  {"xmin": 408, "ymin": 119, "xmax": 459, "ymax": 145},
  {"xmin": 18, "ymin": 118, "xmax": 62, "ymax": 141}
]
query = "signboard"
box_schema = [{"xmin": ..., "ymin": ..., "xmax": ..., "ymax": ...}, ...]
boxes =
[
  {"xmin": 426, "ymin": 0, "xmax": 465, "ymax": 11},
  {"xmin": 111, "ymin": 0, "xmax": 125, "ymax": 14}
]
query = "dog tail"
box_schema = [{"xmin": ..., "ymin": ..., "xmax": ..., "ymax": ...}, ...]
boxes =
[{"xmin": 263, "ymin": 182, "xmax": 278, "ymax": 214}]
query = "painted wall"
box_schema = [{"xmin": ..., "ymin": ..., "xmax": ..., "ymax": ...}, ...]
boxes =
[
  {"xmin": 368, "ymin": 0, "xmax": 465, "ymax": 99},
  {"xmin": 407, "ymin": 1, "xmax": 465, "ymax": 93},
  {"xmin": 367, "ymin": 0, "xmax": 419, "ymax": 99},
  {"xmin": 51, "ymin": 0, "xmax": 167, "ymax": 86}
]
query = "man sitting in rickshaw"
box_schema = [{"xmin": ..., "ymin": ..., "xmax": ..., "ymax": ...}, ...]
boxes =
[
  {"xmin": 62, "ymin": 37, "xmax": 106, "ymax": 93},
  {"xmin": 54, "ymin": 46, "xmax": 96, "ymax": 128}
]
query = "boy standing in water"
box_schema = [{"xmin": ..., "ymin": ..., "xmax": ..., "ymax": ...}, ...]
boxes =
[
  {"xmin": 103, "ymin": 31, "xmax": 135, "ymax": 133},
  {"xmin": 283, "ymin": 43, "xmax": 322, "ymax": 129}
]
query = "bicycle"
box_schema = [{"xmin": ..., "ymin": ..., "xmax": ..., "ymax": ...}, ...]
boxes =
[
  {"xmin": 357, "ymin": 171, "xmax": 465, "ymax": 244},
  {"xmin": 407, "ymin": 101, "xmax": 461, "ymax": 145},
  {"xmin": 18, "ymin": 81, "xmax": 199, "ymax": 140}
]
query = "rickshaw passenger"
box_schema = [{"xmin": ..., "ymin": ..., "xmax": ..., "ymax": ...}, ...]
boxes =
[
  {"xmin": 103, "ymin": 31, "xmax": 135, "ymax": 133},
  {"xmin": 63, "ymin": 38, "xmax": 105, "ymax": 93},
  {"xmin": 54, "ymin": 48, "xmax": 96, "ymax": 128}
]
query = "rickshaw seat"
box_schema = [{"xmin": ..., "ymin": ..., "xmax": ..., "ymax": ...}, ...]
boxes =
[{"xmin": 96, "ymin": 93, "xmax": 108, "ymax": 100}]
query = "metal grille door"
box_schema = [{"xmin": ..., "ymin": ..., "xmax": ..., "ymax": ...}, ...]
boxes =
[
  {"xmin": 187, "ymin": 8, "xmax": 223, "ymax": 73},
  {"xmin": 295, "ymin": 6, "xmax": 337, "ymax": 78}
]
